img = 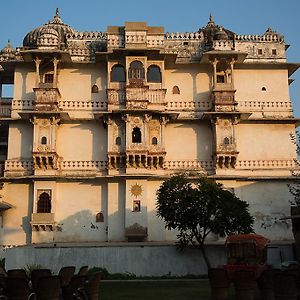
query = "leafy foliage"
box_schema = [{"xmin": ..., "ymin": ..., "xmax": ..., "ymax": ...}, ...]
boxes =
[{"xmin": 156, "ymin": 175, "xmax": 254, "ymax": 268}]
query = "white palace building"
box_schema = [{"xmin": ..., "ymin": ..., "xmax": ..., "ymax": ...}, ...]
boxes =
[{"xmin": 0, "ymin": 10, "xmax": 299, "ymax": 274}]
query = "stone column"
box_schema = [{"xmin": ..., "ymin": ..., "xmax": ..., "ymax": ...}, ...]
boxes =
[
  {"xmin": 212, "ymin": 58, "xmax": 218, "ymax": 87},
  {"xmin": 34, "ymin": 58, "xmax": 41, "ymax": 87},
  {"xmin": 230, "ymin": 59, "xmax": 235, "ymax": 88},
  {"xmin": 53, "ymin": 58, "xmax": 59, "ymax": 88}
]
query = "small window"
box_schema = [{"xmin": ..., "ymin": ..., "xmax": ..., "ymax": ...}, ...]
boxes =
[
  {"xmin": 272, "ymin": 49, "xmax": 277, "ymax": 55},
  {"xmin": 132, "ymin": 127, "xmax": 141, "ymax": 143},
  {"xmin": 152, "ymin": 137, "xmax": 158, "ymax": 145},
  {"xmin": 115, "ymin": 137, "xmax": 121, "ymax": 145},
  {"xmin": 217, "ymin": 75, "xmax": 225, "ymax": 83},
  {"xmin": 172, "ymin": 86, "xmax": 180, "ymax": 94},
  {"xmin": 262, "ymin": 87, "xmax": 267, "ymax": 91},
  {"xmin": 133, "ymin": 200, "xmax": 141, "ymax": 212},
  {"xmin": 258, "ymin": 49, "xmax": 263, "ymax": 55},
  {"xmin": 41, "ymin": 136, "xmax": 47, "ymax": 145},
  {"xmin": 223, "ymin": 137, "xmax": 230, "ymax": 145},
  {"xmin": 111, "ymin": 64, "xmax": 126, "ymax": 82},
  {"xmin": 44, "ymin": 74, "xmax": 54, "ymax": 83},
  {"xmin": 183, "ymin": 41, "xmax": 189, "ymax": 46},
  {"xmin": 37, "ymin": 192, "xmax": 51, "ymax": 213},
  {"xmin": 147, "ymin": 65, "xmax": 162, "ymax": 83},
  {"xmin": 96, "ymin": 212, "xmax": 104, "ymax": 222},
  {"xmin": 91, "ymin": 85, "xmax": 99, "ymax": 93}
]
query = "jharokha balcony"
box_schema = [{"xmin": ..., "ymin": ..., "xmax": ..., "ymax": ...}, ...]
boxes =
[
  {"xmin": 107, "ymin": 87, "xmax": 166, "ymax": 109},
  {"xmin": 33, "ymin": 83, "xmax": 60, "ymax": 111},
  {"xmin": 214, "ymin": 140, "xmax": 239, "ymax": 169}
]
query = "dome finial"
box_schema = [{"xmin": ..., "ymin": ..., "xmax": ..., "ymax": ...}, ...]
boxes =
[
  {"xmin": 209, "ymin": 14, "xmax": 214, "ymax": 23},
  {"xmin": 56, "ymin": 7, "xmax": 60, "ymax": 17}
]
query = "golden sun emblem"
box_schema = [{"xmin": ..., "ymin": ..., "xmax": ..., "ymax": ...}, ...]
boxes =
[{"xmin": 130, "ymin": 184, "xmax": 143, "ymax": 197}]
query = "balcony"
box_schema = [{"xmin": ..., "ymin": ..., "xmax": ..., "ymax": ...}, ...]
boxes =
[
  {"xmin": 33, "ymin": 152, "xmax": 60, "ymax": 171},
  {"xmin": 0, "ymin": 98, "xmax": 12, "ymax": 118},
  {"xmin": 215, "ymin": 142, "xmax": 239, "ymax": 168},
  {"xmin": 212, "ymin": 88, "xmax": 236, "ymax": 112},
  {"xmin": 107, "ymin": 88, "xmax": 166, "ymax": 109},
  {"xmin": 31, "ymin": 213, "xmax": 55, "ymax": 231},
  {"xmin": 33, "ymin": 85, "xmax": 60, "ymax": 111}
]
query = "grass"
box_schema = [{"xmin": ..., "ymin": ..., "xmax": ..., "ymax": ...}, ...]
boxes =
[{"xmin": 100, "ymin": 279, "xmax": 261, "ymax": 300}]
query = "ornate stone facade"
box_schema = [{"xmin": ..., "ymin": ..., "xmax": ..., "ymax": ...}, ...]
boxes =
[{"xmin": 0, "ymin": 10, "xmax": 298, "ymax": 247}]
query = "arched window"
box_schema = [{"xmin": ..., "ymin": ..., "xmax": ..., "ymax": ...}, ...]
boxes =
[
  {"xmin": 37, "ymin": 192, "xmax": 51, "ymax": 213},
  {"xmin": 129, "ymin": 61, "xmax": 145, "ymax": 80},
  {"xmin": 115, "ymin": 137, "xmax": 121, "ymax": 145},
  {"xmin": 152, "ymin": 137, "xmax": 158, "ymax": 145},
  {"xmin": 111, "ymin": 64, "xmax": 126, "ymax": 82},
  {"xmin": 132, "ymin": 127, "xmax": 141, "ymax": 143},
  {"xmin": 147, "ymin": 65, "xmax": 162, "ymax": 83},
  {"xmin": 91, "ymin": 85, "xmax": 99, "ymax": 93},
  {"xmin": 96, "ymin": 212, "xmax": 104, "ymax": 222},
  {"xmin": 262, "ymin": 87, "xmax": 267, "ymax": 91},
  {"xmin": 41, "ymin": 136, "xmax": 47, "ymax": 145},
  {"xmin": 172, "ymin": 86, "xmax": 180, "ymax": 94}
]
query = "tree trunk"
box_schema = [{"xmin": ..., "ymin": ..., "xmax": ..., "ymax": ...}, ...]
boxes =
[{"xmin": 200, "ymin": 244, "xmax": 211, "ymax": 270}]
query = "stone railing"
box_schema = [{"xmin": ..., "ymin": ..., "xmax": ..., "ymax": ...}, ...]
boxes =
[
  {"xmin": 237, "ymin": 160, "xmax": 297, "ymax": 169},
  {"xmin": 166, "ymin": 101, "xmax": 211, "ymax": 111},
  {"xmin": 146, "ymin": 36, "xmax": 164, "ymax": 48},
  {"xmin": 67, "ymin": 31, "xmax": 107, "ymax": 40},
  {"xmin": 235, "ymin": 34, "xmax": 284, "ymax": 43},
  {"xmin": 12, "ymin": 100, "xmax": 108, "ymax": 111},
  {"xmin": 4, "ymin": 160, "xmax": 33, "ymax": 176},
  {"xmin": 107, "ymin": 89, "xmax": 166, "ymax": 106},
  {"xmin": 165, "ymin": 32, "xmax": 203, "ymax": 40},
  {"xmin": 212, "ymin": 40, "xmax": 234, "ymax": 51},
  {"xmin": 125, "ymin": 33, "xmax": 146, "ymax": 44},
  {"xmin": 237, "ymin": 101, "xmax": 292, "ymax": 110},
  {"xmin": 217, "ymin": 143, "xmax": 237, "ymax": 152},
  {"xmin": 59, "ymin": 101, "xmax": 107, "ymax": 110},
  {"xmin": 164, "ymin": 160, "xmax": 213, "ymax": 170},
  {"xmin": 61, "ymin": 161, "xmax": 107, "ymax": 174},
  {"xmin": 107, "ymin": 35, "xmax": 125, "ymax": 48}
]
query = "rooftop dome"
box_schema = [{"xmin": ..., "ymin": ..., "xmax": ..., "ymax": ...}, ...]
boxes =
[
  {"xmin": 23, "ymin": 8, "xmax": 76, "ymax": 49},
  {"xmin": 0, "ymin": 40, "xmax": 16, "ymax": 60},
  {"xmin": 214, "ymin": 27, "xmax": 229, "ymax": 40}
]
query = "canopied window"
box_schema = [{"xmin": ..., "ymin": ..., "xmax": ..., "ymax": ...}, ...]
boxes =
[
  {"xmin": 91, "ymin": 84, "xmax": 99, "ymax": 93},
  {"xmin": 147, "ymin": 65, "xmax": 162, "ymax": 83},
  {"xmin": 37, "ymin": 192, "xmax": 51, "ymax": 213},
  {"xmin": 41, "ymin": 136, "xmax": 47, "ymax": 145},
  {"xmin": 172, "ymin": 86, "xmax": 180, "ymax": 94},
  {"xmin": 132, "ymin": 127, "xmax": 142, "ymax": 143},
  {"xmin": 129, "ymin": 61, "xmax": 145, "ymax": 80},
  {"xmin": 111, "ymin": 64, "xmax": 126, "ymax": 82}
]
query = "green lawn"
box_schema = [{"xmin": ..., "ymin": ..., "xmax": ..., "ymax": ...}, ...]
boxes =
[{"xmin": 100, "ymin": 279, "xmax": 260, "ymax": 300}]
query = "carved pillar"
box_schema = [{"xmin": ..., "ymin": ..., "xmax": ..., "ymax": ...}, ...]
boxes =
[
  {"xmin": 230, "ymin": 59, "xmax": 235, "ymax": 87},
  {"xmin": 212, "ymin": 58, "xmax": 218, "ymax": 86},
  {"xmin": 53, "ymin": 57, "xmax": 59, "ymax": 88},
  {"xmin": 35, "ymin": 57, "xmax": 42, "ymax": 87}
]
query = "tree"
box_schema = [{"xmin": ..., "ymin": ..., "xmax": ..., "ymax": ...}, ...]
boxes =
[{"xmin": 156, "ymin": 174, "xmax": 254, "ymax": 269}]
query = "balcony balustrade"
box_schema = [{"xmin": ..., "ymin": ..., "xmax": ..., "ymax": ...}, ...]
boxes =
[
  {"xmin": 33, "ymin": 84, "xmax": 60, "ymax": 111},
  {"xmin": 0, "ymin": 98, "xmax": 12, "ymax": 118},
  {"xmin": 31, "ymin": 213, "xmax": 55, "ymax": 231}
]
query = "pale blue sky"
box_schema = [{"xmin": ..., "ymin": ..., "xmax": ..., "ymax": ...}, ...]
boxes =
[{"xmin": 1, "ymin": 0, "xmax": 299, "ymax": 115}]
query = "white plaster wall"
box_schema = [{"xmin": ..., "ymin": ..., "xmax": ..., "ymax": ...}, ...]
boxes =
[
  {"xmin": 234, "ymin": 68, "xmax": 289, "ymax": 101},
  {"xmin": 57, "ymin": 122, "xmax": 107, "ymax": 161},
  {"xmin": 1, "ymin": 182, "xmax": 32, "ymax": 246},
  {"xmin": 53, "ymin": 181, "xmax": 107, "ymax": 242},
  {"xmin": 164, "ymin": 65, "xmax": 211, "ymax": 102},
  {"xmin": 58, "ymin": 63, "xmax": 106, "ymax": 101},
  {"xmin": 165, "ymin": 122, "xmax": 212, "ymax": 160},
  {"xmin": 107, "ymin": 181, "xmax": 125, "ymax": 241},
  {"xmin": 14, "ymin": 65, "xmax": 35, "ymax": 100},
  {"xmin": 236, "ymin": 124, "xmax": 296, "ymax": 160},
  {"xmin": 7, "ymin": 123, "xmax": 33, "ymax": 159},
  {"xmin": 223, "ymin": 180, "xmax": 294, "ymax": 241}
]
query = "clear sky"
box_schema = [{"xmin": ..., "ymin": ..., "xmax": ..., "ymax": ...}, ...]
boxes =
[{"xmin": 1, "ymin": 0, "xmax": 299, "ymax": 115}]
